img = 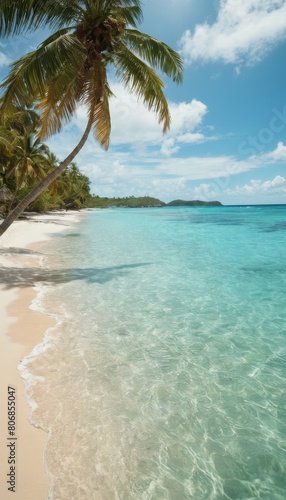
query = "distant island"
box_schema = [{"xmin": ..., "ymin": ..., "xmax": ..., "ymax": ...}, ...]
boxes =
[
  {"xmin": 87, "ymin": 195, "xmax": 222, "ymax": 209},
  {"xmin": 166, "ymin": 199, "xmax": 222, "ymax": 207}
]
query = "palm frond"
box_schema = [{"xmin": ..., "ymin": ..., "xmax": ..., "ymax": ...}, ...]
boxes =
[
  {"xmin": 37, "ymin": 27, "xmax": 74, "ymax": 46},
  {"xmin": 0, "ymin": 33, "xmax": 85, "ymax": 117},
  {"xmin": 114, "ymin": 44, "xmax": 171, "ymax": 133},
  {"xmin": 81, "ymin": 0, "xmax": 142, "ymax": 26},
  {"xmin": 0, "ymin": 0, "xmax": 81, "ymax": 36},
  {"xmin": 0, "ymin": 128, "xmax": 18, "ymax": 152},
  {"xmin": 2, "ymin": 107, "xmax": 41, "ymax": 135},
  {"xmin": 117, "ymin": 0, "xmax": 142, "ymax": 7},
  {"xmin": 115, "ymin": 5, "xmax": 142, "ymax": 27},
  {"xmin": 0, "ymin": 0, "xmax": 33, "ymax": 36},
  {"xmin": 92, "ymin": 92, "xmax": 111, "ymax": 150},
  {"xmin": 123, "ymin": 29, "xmax": 183, "ymax": 84},
  {"xmin": 37, "ymin": 68, "xmax": 81, "ymax": 139},
  {"xmin": 85, "ymin": 61, "xmax": 111, "ymax": 150},
  {"xmin": 31, "ymin": 0, "xmax": 83, "ymax": 31}
]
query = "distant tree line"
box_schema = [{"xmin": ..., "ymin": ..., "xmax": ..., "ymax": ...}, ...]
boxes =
[{"xmin": 87, "ymin": 195, "xmax": 165, "ymax": 208}]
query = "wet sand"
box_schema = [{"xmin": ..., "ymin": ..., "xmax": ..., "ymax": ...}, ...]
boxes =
[{"xmin": 0, "ymin": 212, "xmax": 84, "ymax": 499}]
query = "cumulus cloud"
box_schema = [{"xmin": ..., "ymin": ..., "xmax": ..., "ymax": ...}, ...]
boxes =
[
  {"xmin": 263, "ymin": 141, "xmax": 286, "ymax": 161},
  {"xmin": 108, "ymin": 88, "xmax": 209, "ymax": 146},
  {"xmin": 52, "ymin": 83, "xmax": 212, "ymax": 159},
  {"xmin": 179, "ymin": 0, "xmax": 286, "ymax": 66},
  {"xmin": 227, "ymin": 175, "xmax": 286, "ymax": 195},
  {"xmin": 168, "ymin": 100, "xmax": 208, "ymax": 133}
]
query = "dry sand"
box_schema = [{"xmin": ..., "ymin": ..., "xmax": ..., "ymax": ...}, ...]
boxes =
[{"xmin": 0, "ymin": 211, "xmax": 84, "ymax": 500}]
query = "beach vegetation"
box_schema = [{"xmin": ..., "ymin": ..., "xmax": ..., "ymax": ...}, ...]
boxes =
[
  {"xmin": 0, "ymin": 0, "xmax": 183, "ymax": 235},
  {"xmin": 87, "ymin": 194, "xmax": 165, "ymax": 208},
  {"xmin": 0, "ymin": 106, "xmax": 92, "ymax": 213}
]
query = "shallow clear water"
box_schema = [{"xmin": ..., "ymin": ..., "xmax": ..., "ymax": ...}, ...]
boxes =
[{"xmin": 22, "ymin": 206, "xmax": 286, "ymax": 499}]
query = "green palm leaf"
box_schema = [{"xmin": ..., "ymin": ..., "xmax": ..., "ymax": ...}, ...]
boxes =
[
  {"xmin": 0, "ymin": 32, "xmax": 85, "ymax": 119},
  {"xmin": 124, "ymin": 29, "xmax": 183, "ymax": 84},
  {"xmin": 0, "ymin": 0, "xmax": 81, "ymax": 35},
  {"xmin": 114, "ymin": 43, "xmax": 171, "ymax": 133}
]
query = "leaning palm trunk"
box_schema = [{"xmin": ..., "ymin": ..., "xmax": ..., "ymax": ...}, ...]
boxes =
[{"xmin": 0, "ymin": 110, "xmax": 93, "ymax": 236}]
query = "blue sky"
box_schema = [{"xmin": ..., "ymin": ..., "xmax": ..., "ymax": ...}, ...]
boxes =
[{"xmin": 1, "ymin": 0, "xmax": 286, "ymax": 204}]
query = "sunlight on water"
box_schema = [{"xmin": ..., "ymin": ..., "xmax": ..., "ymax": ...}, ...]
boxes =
[{"xmin": 23, "ymin": 206, "xmax": 286, "ymax": 499}]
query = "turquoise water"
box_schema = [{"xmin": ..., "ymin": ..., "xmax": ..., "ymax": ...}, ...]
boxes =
[{"xmin": 23, "ymin": 206, "xmax": 286, "ymax": 499}]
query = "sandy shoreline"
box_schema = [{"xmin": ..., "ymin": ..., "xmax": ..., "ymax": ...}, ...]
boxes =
[{"xmin": 0, "ymin": 211, "xmax": 84, "ymax": 500}]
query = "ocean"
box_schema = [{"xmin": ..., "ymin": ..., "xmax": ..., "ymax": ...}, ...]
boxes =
[{"xmin": 20, "ymin": 205, "xmax": 286, "ymax": 499}]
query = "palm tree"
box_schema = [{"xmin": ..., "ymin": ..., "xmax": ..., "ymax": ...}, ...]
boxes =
[
  {"xmin": 0, "ymin": 0, "xmax": 183, "ymax": 235},
  {"xmin": 57, "ymin": 163, "xmax": 91, "ymax": 208},
  {"xmin": 0, "ymin": 126, "xmax": 18, "ymax": 179},
  {"xmin": 6, "ymin": 134, "xmax": 50, "ymax": 190},
  {"xmin": 0, "ymin": 106, "xmax": 51, "ymax": 210},
  {"xmin": 45, "ymin": 151, "xmax": 61, "ymax": 196},
  {"xmin": 0, "ymin": 106, "xmax": 45, "ymax": 180}
]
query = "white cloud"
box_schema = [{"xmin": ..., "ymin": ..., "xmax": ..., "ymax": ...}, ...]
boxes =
[
  {"xmin": 192, "ymin": 183, "xmax": 219, "ymax": 200},
  {"xmin": 168, "ymin": 99, "xmax": 208, "ymax": 133},
  {"xmin": 71, "ymin": 84, "xmax": 208, "ymax": 146},
  {"xmin": 79, "ymin": 149, "xmax": 286, "ymax": 200},
  {"xmin": 177, "ymin": 132, "xmax": 207, "ymax": 143},
  {"xmin": 48, "ymin": 132, "xmax": 286, "ymax": 204},
  {"xmin": 154, "ymin": 142, "xmax": 286, "ymax": 182},
  {"xmin": 179, "ymin": 0, "xmax": 286, "ymax": 65},
  {"xmin": 55, "ymin": 135, "xmax": 286, "ymax": 202},
  {"xmin": 78, "ymin": 152, "xmax": 260, "ymax": 200},
  {"xmin": 0, "ymin": 51, "xmax": 11, "ymax": 67},
  {"xmin": 108, "ymin": 87, "xmax": 209, "ymax": 146},
  {"xmin": 154, "ymin": 155, "xmax": 260, "ymax": 180},
  {"xmin": 263, "ymin": 141, "xmax": 286, "ymax": 161},
  {"xmin": 227, "ymin": 175, "xmax": 286, "ymax": 195},
  {"xmin": 161, "ymin": 138, "xmax": 180, "ymax": 156}
]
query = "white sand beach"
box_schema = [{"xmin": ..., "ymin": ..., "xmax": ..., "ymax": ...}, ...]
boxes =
[{"xmin": 0, "ymin": 211, "xmax": 83, "ymax": 500}]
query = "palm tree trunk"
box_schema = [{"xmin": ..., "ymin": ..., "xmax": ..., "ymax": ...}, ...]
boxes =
[{"xmin": 0, "ymin": 112, "xmax": 94, "ymax": 237}]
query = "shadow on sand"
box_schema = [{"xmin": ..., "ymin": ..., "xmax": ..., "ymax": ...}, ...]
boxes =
[
  {"xmin": 0, "ymin": 262, "xmax": 151, "ymax": 289},
  {"xmin": 0, "ymin": 247, "xmax": 43, "ymax": 256}
]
